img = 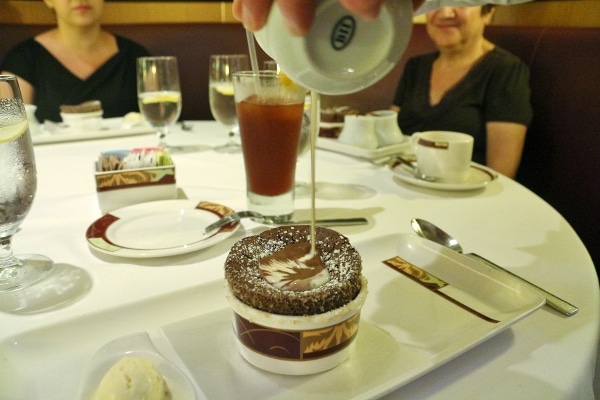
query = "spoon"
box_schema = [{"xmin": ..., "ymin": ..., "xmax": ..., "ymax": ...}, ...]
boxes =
[
  {"xmin": 411, "ymin": 218, "xmax": 578, "ymax": 317},
  {"xmin": 390, "ymin": 156, "xmax": 436, "ymax": 182},
  {"xmin": 204, "ymin": 210, "xmax": 368, "ymax": 235}
]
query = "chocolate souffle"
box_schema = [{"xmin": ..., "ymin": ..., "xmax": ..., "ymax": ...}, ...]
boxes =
[{"xmin": 224, "ymin": 225, "xmax": 363, "ymax": 316}]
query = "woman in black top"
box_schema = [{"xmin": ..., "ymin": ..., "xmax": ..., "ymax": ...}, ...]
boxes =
[
  {"xmin": 392, "ymin": 5, "xmax": 532, "ymax": 178},
  {"xmin": 1, "ymin": 0, "xmax": 149, "ymax": 123}
]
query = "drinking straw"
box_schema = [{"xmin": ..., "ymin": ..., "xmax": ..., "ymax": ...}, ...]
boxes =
[
  {"xmin": 245, "ymin": 29, "xmax": 260, "ymax": 74},
  {"xmin": 309, "ymin": 90, "xmax": 320, "ymax": 255},
  {"xmin": 245, "ymin": 29, "xmax": 262, "ymax": 94}
]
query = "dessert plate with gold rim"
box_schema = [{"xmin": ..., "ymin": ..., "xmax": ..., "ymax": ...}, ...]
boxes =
[
  {"xmin": 86, "ymin": 199, "xmax": 239, "ymax": 258},
  {"xmin": 392, "ymin": 162, "xmax": 498, "ymax": 191}
]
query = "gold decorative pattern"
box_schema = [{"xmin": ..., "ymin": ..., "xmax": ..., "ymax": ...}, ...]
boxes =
[
  {"xmin": 95, "ymin": 166, "xmax": 175, "ymax": 191},
  {"xmin": 196, "ymin": 200, "xmax": 235, "ymax": 217},
  {"xmin": 234, "ymin": 311, "xmax": 360, "ymax": 361},
  {"xmin": 302, "ymin": 313, "xmax": 360, "ymax": 356},
  {"xmin": 383, "ymin": 256, "xmax": 500, "ymax": 323}
]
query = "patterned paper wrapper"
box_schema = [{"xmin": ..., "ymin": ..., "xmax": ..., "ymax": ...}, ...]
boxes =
[
  {"xmin": 224, "ymin": 276, "xmax": 368, "ymax": 375},
  {"xmin": 94, "ymin": 147, "xmax": 177, "ymax": 213},
  {"xmin": 95, "ymin": 147, "xmax": 175, "ymax": 192}
]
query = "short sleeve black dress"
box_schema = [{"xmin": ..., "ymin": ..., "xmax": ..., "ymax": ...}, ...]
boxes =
[{"xmin": 393, "ymin": 47, "xmax": 533, "ymax": 164}]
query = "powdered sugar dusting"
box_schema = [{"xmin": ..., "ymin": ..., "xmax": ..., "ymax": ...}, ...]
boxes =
[{"xmin": 224, "ymin": 226, "xmax": 362, "ymax": 316}]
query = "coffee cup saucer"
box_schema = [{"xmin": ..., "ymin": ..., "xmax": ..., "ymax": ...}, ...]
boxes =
[{"xmin": 391, "ymin": 162, "xmax": 498, "ymax": 191}]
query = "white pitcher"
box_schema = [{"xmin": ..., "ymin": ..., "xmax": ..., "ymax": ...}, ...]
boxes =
[{"xmin": 338, "ymin": 115, "xmax": 378, "ymax": 149}]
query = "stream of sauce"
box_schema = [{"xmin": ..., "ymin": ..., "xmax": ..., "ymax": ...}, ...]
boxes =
[
  {"xmin": 257, "ymin": 90, "xmax": 329, "ymax": 291},
  {"xmin": 309, "ymin": 90, "xmax": 320, "ymax": 254}
]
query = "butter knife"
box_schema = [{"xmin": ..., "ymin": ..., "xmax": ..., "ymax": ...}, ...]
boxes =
[{"xmin": 383, "ymin": 256, "xmax": 500, "ymax": 323}]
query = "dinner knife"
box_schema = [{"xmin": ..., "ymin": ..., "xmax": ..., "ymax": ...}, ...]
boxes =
[
  {"xmin": 205, "ymin": 216, "xmax": 368, "ymax": 235},
  {"xmin": 383, "ymin": 256, "xmax": 500, "ymax": 323}
]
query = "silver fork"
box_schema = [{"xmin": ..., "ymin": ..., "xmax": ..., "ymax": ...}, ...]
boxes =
[
  {"xmin": 204, "ymin": 211, "xmax": 263, "ymax": 234},
  {"xmin": 204, "ymin": 211, "xmax": 368, "ymax": 234}
]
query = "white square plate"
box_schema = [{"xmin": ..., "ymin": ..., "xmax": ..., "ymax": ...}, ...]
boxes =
[
  {"xmin": 317, "ymin": 136, "xmax": 411, "ymax": 160},
  {"xmin": 0, "ymin": 234, "xmax": 544, "ymax": 399},
  {"xmin": 32, "ymin": 117, "xmax": 154, "ymax": 144}
]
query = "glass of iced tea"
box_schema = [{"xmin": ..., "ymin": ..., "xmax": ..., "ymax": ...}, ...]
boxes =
[{"xmin": 232, "ymin": 71, "xmax": 307, "ymax": 222}]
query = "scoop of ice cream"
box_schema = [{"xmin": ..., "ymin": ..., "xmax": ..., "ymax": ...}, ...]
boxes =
[{"xmin": 94, "ymin": 357, "xmax": 172, "ymax": 400}]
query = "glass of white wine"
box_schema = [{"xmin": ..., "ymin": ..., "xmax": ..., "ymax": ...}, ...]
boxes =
[
  {"xmin": 137, "ymin": 56, "xmax": 182, "ymax": 150},
  {"xmin": 209, "ymin": 54, "xmax": 249, "ymax": 153},
  {"xmin": 0, "ymin": 75, "xmax": 54, "ymax": 292}
]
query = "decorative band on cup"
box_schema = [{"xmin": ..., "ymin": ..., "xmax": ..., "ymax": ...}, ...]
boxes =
[
  {"xmin": 417, "ymin": 138, "xmax": 449, "ymax": 149},
  {"xmin": 233, "ymin": 311, "xmax": 361, "ymax": 361}
]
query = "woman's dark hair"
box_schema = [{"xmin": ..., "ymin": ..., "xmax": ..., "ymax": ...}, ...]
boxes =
[{"xmin": 481, "ymin": 4, "xmax": 496, "ymax": 15}]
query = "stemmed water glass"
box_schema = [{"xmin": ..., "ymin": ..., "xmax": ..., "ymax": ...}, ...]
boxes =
[
  {"xmin": 209, "ymin": 54, "xmax": 249, "ymax": 153},
  {"xmin": 137, "ymin": 56, "xmax": 182, "ymax": 150},
  {"xmin": 0, "ymin": 75, "xmax": 54, "ymax": 292}
]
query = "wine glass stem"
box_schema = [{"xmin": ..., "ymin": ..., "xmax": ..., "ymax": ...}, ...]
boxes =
[
  {"xmin": 227, "ymin": 129, "xmax": 237, "ymax": 145},
  {"xmin": 157, "ymin": 127, "xmax": 169, "ymax": 148},
  {"xmin": 0, "ymin": 237, "xmax": 18, "ymax": 270}
]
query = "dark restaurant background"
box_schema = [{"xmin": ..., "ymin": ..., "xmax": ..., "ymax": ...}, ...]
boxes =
[{"xmin": 1, "ymin": 0, "xmax": 598, "ymax": 27}]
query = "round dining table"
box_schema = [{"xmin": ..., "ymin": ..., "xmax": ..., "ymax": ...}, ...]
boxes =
[{"xmin": 0, "ymin": 120, "xmax": 598, "ymax": 399}]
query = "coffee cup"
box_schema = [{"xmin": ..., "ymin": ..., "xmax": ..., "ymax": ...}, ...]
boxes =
[
  {"xmin": 369, "ymin": 110, "xmax": 405, "ymax": 146},
  {"xmin": 254, "ymin": 0, "xmax": 412, "ymax": 95},
  {"xmin": 337, "ymin": 114, "xmax": 378, "ymax": 149},
  {"xmin": 411, "ymin": 131, "xmax": 474, "ymax": 183}
]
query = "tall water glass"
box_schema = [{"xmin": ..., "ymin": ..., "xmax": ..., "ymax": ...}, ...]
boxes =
[
  {"xmin": 233, "ymin": 71, "xmax": 307, "ymax": 222},
  {"xmin": 0, "ymin": 75, "xmax": 54, "ymax": 292},
  {"xmin": 209, "ymin": 55, "xmax": 249, "ymax": 153},
  {"xmin": 137, "ymin": 56, "xmax": 182, "ymax": 149}
]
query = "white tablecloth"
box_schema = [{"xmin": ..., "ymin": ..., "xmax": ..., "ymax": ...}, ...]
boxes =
[{"xmin": 1, "ymin": 121, "xmax": 598, "ymax": 399}]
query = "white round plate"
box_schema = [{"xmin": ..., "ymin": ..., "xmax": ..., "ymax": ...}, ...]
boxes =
[
  {"xmin": 391, "ymin": 162, "xmax": 498, "ymax": 191},
  {"xmin": 86, "ymin": 200, "xmax": 239, "ymax": 258}
]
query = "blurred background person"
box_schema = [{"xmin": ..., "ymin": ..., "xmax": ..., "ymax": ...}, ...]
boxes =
[
  {"xmin": 391, "ymin": 5, "xmax": 532, "ymax": 178},
  {"xmin": 1, "ymin": 0, "xmax": 150, "ymax": 123}
]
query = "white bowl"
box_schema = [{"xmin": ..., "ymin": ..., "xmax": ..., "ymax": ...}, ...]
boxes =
[
  {"xmin": 254, "ymin": 0, "xmax": 413, "ymax": 95},
  {"xmin": 60, "ymin": 109, "xmax": 103, "ymax": 131},
  {"xmin": 225, "ymin": 276, "xmax": 368, "ymax": 375},
  {"xmin": 369, "ymin": 109, "xmax": 405, "ymax": 146},
  {"xmin": 78, "ymin": 332, "xmax": 196, "ymax": 400},
  {"xmin": 338, "ymin": 114, "xmax": 378, "ymax": 149}
]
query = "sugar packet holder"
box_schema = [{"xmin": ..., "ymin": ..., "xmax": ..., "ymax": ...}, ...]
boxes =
[{"xmin": 94, "ymin": 147, "xmax": 177, "ymax": 213}]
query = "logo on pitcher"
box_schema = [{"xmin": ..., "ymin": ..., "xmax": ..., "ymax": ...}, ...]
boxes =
[{"xmin": 331, "ymin": 16, "xmax": 356, "ymax": 51}]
